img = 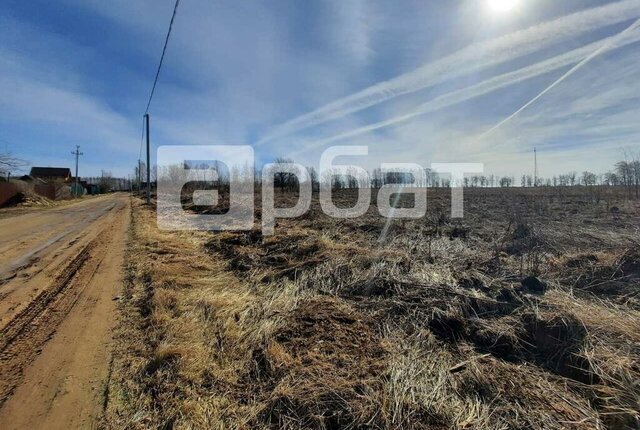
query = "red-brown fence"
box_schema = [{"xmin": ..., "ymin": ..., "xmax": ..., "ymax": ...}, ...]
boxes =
[
  {"xmin": 0, "ymin": 182, "xmax": 19, "ymax": 207},
  {"xmin": 0, "ymin": 181, "xmax": 60, "ymax": 206},
  {"xmin": 34, "ymin": 184, "xmax": 56, "ymax": 200}
]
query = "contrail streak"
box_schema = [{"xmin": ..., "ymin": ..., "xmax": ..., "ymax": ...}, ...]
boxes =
[
  {"xmin": 285, "ymin": 28, "xmax": 640, "ymax": 157},
  {"xmin": 257, "ymin": 0, "xmax": 640, "ymax": 146},
  {"xmin": 479, "ymin": 17, "xmax": 640, "ymax": 139}
]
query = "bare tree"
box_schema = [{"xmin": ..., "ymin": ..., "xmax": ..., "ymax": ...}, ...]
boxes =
[
  {"xmin": 581, "ymin": 171, "xmax": 597, "ymax": 187},
  {"xmin": 0, "ymin": 152, "xmax": 28, "ymax": 178},
  {"xmin": 371, "ymin": 168, "xmax": 383, "ymax": 188},
  {"xmin": 151, "ymin": 164, "xmax": 158, "ymax": 183},
  {"xmin": 99, "ymin": 171, "xmax": 113, "ymax": 192},
  {"xmin": 604, "ymin": 171, "xmax": 619, "ymax": 186},
  {"xmin": 616, "ymin": 161, "xmax": 633, "ymax": 198},
  {"xmin": 632, "ymin": 157, "xmax": 640, "ymax": 199},
  {"xmin": 307, "ymin": 166, "xmax": 319, "ymax": 192},
  {"xmin": 526, "ymin": 175, "xmax": 533, "ymax": 187},
  {"xmin": 499, "ymin": 176, "xmax": 512, "ymax": 187},
  {"xmin": 273, "ymin": 157, "xmax": 296, "ymax": 191},
  {"xmin": 344, "ymin": 166, "xmax": 358, "ymax": 189}
]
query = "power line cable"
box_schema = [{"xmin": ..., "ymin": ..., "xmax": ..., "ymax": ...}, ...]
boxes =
[
  {"xmin": 137, "ymin": 0, "xmax": 180, "ymax": 183},
  {"xmin": 144, "ymin": 0, "xmax": 181, "ymax": 114}
]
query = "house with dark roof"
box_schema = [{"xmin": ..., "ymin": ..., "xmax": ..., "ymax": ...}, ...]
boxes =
[{"xmin": 29, "ymin": 167, "xmax": 72, "ymax": 182}]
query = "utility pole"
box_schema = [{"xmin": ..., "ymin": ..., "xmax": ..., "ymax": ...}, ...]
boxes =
[
  {"xmin": 145, "ymin": 113, "xmax": 151, "ymax": 204},
  {"xmin": 71, "ymin": 145, "xmax": 83, "ymax": 197},
  {"xmin": 534, "ymin": 147, "xmax": 538, "ymax": 187},
  {"xmin": 138, "ymin": 159, "xmax": 142, "ymax": 195}
]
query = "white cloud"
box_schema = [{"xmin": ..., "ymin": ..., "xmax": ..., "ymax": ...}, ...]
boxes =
[
  {"xmin": 0, "ymin": 51, "xmax": 138, "ymax": 153},
  {"xmin": 257, "ymin": 0, "xmax": 640, "ymax": 145},
  {"xmin": 3, "ymin": 0, "xmax": 639, "ymax": 179},
  {"xmin": 327, "ymin": 0, "xmax": 377, "ymax": 65},
  {"xmin": 281, "ymin": 27, "xmax": 640, "ymax": 155}
]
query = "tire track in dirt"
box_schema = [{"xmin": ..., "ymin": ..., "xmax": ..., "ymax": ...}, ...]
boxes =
[{"xmin": 0, "ymin": 209, "xmax": 122, "ymax": 406}]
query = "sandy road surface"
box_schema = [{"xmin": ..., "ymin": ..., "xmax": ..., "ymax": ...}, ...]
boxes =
[{"xmin": 0, "ymin": 194, "xmax": 131, "ymax": 429}]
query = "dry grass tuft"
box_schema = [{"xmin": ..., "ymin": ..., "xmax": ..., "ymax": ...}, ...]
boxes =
[{"xmin": 103, "ymin": 190, "xmax": 640, "ymax": 429}]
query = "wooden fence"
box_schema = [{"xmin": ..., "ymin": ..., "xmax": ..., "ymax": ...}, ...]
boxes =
[
  {"xmin": 0, "ymin": 182, "xmax": 19, "ymax": 206},
  {"xmin": 34, "ymin": 184, "xmax": 56, "ymax": 200},
  {"xmin": 0, "ymin": 182, "xmax": 60, "ymax": 206}
]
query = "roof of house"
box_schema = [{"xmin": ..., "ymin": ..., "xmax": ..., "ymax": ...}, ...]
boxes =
[{"xmin": 29, "ymin": 167, "xmax": 72, "ymax": 178}]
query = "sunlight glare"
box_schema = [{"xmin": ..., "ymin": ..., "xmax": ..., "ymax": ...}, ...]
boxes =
[{"xmin": 487, "ymin": 0, "xmax": 520, "ymax": 13}]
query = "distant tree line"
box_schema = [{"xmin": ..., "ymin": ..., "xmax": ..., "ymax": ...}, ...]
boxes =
[
  {"xmin": 153, "ymin": 153, "xmax": 640, "ymax": 199},
  {"xmin": 82, "ymin": 172, "xmax": 133, "ymax": 192}
]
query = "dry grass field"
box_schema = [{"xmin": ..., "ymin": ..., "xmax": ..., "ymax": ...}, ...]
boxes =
[{"xmin": 104, "ymin": 187, "xmax": 639, "ymax": 429}]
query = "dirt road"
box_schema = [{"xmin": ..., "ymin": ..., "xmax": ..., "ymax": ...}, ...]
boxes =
[{"xmin": 0, "ymin": 194, "xmax": 130, "ymax": 429}]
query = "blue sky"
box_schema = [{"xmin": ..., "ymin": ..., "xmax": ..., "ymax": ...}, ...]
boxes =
[{"xmin": 1, "ymin": 0, "xmax": 640, "ymax": 178}]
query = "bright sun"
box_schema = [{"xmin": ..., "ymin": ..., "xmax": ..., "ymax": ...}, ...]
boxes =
[{"xmin": 487, "ymin": 0, "xmax": 520, "ymax": 13}]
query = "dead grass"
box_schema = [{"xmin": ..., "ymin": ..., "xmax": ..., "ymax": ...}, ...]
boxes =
[{"xmin": 103, "ymin": 190, "xmax": 640, "ymax": 429}]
